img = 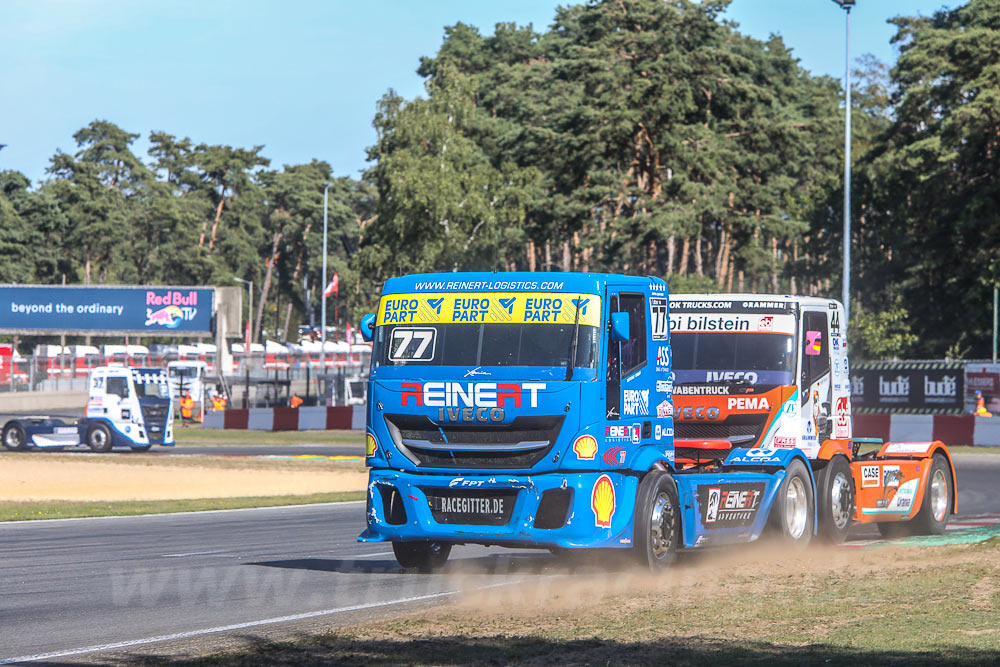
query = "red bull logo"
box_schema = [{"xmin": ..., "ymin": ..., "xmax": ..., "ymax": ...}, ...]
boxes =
[{"xmin": 145, "ymin": 305, "xmax": 184, "ymax": 328}]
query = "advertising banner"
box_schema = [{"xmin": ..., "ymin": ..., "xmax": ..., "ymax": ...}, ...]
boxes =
[
  {"xmin": 966, "ymin": 363, "xmax": 1000, "ymax": 413},
  {"xmin": 851, "ymin": 361, "xmax": 965, "ymax": 414},
  {"xmin": 0, "ymin": 286, "xmax": 214, "ymax": 334}
]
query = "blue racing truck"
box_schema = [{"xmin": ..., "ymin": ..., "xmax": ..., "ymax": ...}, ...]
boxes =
[{"xmin": 358, "ymin": 272, "xmax": 817, "ymax": 570}]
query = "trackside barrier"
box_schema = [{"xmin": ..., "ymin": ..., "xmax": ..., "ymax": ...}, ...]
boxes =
[
  {"xmin": 854, "ymin": 413, "xmax": 999, "ymax": 446},
  {"xmin": 202, "ymin": 405, "xmax": 365, "ymax": 431}
]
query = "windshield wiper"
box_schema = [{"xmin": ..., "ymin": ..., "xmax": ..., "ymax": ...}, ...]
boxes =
[{"xmin": 565, "ymin": 296, "xmax": 581, "ymax": 381}]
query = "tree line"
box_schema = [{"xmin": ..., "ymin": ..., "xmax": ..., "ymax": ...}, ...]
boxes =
[{"xmin": 1, "ymin": 0, "xmax": 997, "ymax": 359}]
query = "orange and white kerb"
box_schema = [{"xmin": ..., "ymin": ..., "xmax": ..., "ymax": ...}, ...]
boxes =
[{"xmin": 592, "ymin": 474, "xmax": 616, "ymax": 528}]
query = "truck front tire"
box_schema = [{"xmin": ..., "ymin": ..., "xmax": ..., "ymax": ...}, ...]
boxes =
[
  {"xmin": 767, "ymin": 459, "xmax": 814, "ymax": 547},
  {"xmin": 392, "ymin": 541, "xmax": 451, "ymax": 572},
  {"xmin": 633, "ymin": 470, "xmax": 680, "ymax": 571},
  {"xmin": 817, "ymin": 455, "xmax": 854, "ymax": 544},
  {"xmin": 2, "ymin": 423, "xmax": 28, "ymax": 451},
  {"xmin": 87, "ymin": 424, "xmax": 114, "ymax": 453}
]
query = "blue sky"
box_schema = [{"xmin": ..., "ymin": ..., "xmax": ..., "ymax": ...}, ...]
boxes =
[{"xmin": 0, "ymin": 0, "xmax": 954, "ymax": 186}]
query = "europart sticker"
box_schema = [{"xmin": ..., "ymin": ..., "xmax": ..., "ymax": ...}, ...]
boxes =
[
  {"xmin": 623, "ymin": 389, "xmax": 649, "ymax": 416},
  {"xmin": 861, "ymin": 464, "xmax": 880, "ymax": 488}
]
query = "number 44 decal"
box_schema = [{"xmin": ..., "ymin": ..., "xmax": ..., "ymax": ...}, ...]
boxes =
[{"xmin": 831, "ymin": 309, "xmax": 841, "ymax": 335}]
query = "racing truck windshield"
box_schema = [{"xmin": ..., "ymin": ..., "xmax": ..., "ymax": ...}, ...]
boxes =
[
  {"xmin": 670, "ymin": 332, "xmax": 795, "ymax": 386},
  {"xmin": 371, "ymin": 292, "xmax": 601, "ymax": 371},
  {"xmin": 132, "ymin": 371, "xmax": 171, "ymax": 398}
]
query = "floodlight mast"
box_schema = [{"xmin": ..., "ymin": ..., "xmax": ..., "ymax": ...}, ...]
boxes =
[{"xmin": 832, "ymin": 0, "xmax": 855, "ymax": 324}]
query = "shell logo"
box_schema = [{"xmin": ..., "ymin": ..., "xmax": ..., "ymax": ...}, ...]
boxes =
[
  {"xmin": 365, "ymin": 433, "xmax": 378, "ymax": 457},
  {"xmin": 592, "ymin": 474, "xmax": 616, "ymax": 528},
  {"xmin": 573, "ymin": 435, "xmax": 598, "ymax": 460}
]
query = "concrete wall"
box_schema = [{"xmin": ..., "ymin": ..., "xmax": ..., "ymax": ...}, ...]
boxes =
[{"xmin": 1, "ymin": 390, "xmax": 88, "ymax": 413}]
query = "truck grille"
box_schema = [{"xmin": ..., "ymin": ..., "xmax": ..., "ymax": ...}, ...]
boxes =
[
  {"xmin": 674, "ymin": 414, "xmax": 770, "ymax": 447},
  {"xmin": 140, "ymin": 402, "xmax": 170, "ymax": 445},
  {"xmin": 383, "ymin": 414, "xmax": 564, "ymax": 469}
]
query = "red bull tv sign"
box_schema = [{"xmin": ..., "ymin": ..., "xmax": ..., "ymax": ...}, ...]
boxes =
[{"xmin": 0, "ymin": 285, "xmax": 214, "ymax": 334}]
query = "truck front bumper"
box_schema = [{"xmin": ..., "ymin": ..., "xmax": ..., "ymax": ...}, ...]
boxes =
[{"xmin": 359, "ymin": 468, "xmax": 639, "ymax": 550}]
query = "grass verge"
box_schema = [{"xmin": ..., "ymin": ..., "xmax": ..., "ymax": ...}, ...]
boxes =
[
  {"xmin": 0, "ymin": 491, "xmax": 364, "ymax": 521},
  {"xmin": 172, "ymin": 425, "xmax": 365, "ymax": 447},
  {"xmin": 150, "ymin": 539, "xmax": 1000, "ymax": 666}
]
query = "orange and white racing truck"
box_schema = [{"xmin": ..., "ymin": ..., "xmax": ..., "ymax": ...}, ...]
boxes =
[{"xmin": 668, "ymin": 295, "xmax": 956, "ymax": 542}]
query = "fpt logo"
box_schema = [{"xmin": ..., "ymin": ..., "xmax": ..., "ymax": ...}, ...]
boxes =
[
  {"xmin": 144, "ymin": 291, "xmax": 200, "ymax": 328},
  {"xmin": 592, "ymin": 474, "xmax": 616, "ymax": 528}
]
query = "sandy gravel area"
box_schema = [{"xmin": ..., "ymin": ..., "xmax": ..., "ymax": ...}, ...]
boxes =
[{"xmin": 0, "ymin": 457, "xmax": 367, "ymax": 501}]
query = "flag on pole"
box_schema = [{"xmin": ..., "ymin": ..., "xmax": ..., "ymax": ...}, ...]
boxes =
[{"xmin": 323, "ymin": 272, "xmax": 339, "ymax": 298}]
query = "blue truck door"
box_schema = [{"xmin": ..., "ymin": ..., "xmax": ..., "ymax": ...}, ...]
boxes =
[{"xmin": 605, "ymin": 287, "xmax": 653, "ymax": 439}]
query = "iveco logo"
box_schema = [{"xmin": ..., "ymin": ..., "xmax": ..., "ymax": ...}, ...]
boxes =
[{"xmin": 680, "ymin": 406, "xmax": 721, "ymax": 420}]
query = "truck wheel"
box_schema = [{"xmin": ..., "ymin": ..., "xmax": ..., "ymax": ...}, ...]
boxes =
[
  {"xmin": 392, "ymin": 541, "xmax": 451, "ymax": 572},
  {"xmin": 767, "ymin": 459, "xmax": 814, "ymax": 547},
  {"xmin": 633, "ymin": 470, "xmax": 680, "ymax": 571},
  {"xmin": 876, "ymin": 454, "xmax": 953, "ymax": 538},
  {"xmin": 817, "ymin": 455, "xmax": 854, "ymax": 544},
  {"xmin": 87, "ymin": 424, "xmax": 114, "ymax": 453},
  {"xmin": 2, "ymin": 423, "xmax": 28, "ymax": 451}
]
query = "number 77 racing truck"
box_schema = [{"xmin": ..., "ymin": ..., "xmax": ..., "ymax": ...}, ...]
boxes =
[{"xmin": 355, "ymin": 273, "xmax": 955, "ymax": 571}]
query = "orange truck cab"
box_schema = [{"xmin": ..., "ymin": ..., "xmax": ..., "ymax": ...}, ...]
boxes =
[{"xmin": 669, "ymin": 294, "xmax": 956, "ymax": 542}]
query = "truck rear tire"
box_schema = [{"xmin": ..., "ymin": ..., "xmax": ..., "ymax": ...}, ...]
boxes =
[
  {"xmin": 879, "ymin": 454, "xmax": 952, "ymax": 538},
  {"xmin": 817, "ymin": 455, "xmax": 854, "ymax": 544},
  {"xmin": 2, "ymin": 423, "xmax": 28, "ymax": 451},
  {"xmin": 767, "ymin": 459, "xmax": 814, "ymax": 548},
  {"xmin": 87, "ymin": 424, "xmax": 114, "ymax": 453},
  {"xmin": 633, "ymin": 470, "xmax": 680, "ymax": 571},
  {"xmin": 392, "ymin": 541, "xmax": 451, "ymax": 572}
]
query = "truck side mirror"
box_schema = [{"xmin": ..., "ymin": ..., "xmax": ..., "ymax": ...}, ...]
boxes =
[
  {"xmin": 610, "ymin": 312, "xmax": 630, "ymax": 342},
  {"xmin": 360, "ymin": 313, "xmax": 376, "ymax": 342}
]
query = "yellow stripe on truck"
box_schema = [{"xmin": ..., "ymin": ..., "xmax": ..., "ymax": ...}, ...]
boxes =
[{"xmin": 377, "ymin": 293, "xmax": 602, "ymax": 327}]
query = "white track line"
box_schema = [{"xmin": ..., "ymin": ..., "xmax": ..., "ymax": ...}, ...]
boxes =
[
  {"xmin": 0, "ymin": 580, "xmax": 525, "ymax": 665},
  {"xmin": 161, "ymin": 549, "xmax": 233, "ymax": 558},
  {"xmin": 0, "ymin": 500, "xmax": 365, "ymax": 527}
]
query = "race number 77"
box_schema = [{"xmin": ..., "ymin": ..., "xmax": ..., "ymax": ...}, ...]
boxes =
[
  {"xmin": 389, "ymin": 328, "xmax": 436, "ymax": 361},
  {"xmin": 650, "ymin": 298, "xmax": 669, "ymax": 340}
]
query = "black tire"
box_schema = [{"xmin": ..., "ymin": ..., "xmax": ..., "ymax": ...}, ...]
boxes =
[
  {"xmin": 130, "ymin": 445, "xmax": 152, "ymax": 452},
  {"xmin": 392, "ymin": 541, "xmax": 451, "ymax": 572},
  {"xmin": 876, "ymin": 454, "xmax": 953, "ymax": 538},
  {"xmin": 2, "ymin": 422, "xmax": 28, "ymax": 451},
  {"xmin": 633, "ymin": 470, "xmax": 680, "ymax": 571},
  {"xmin": 87, "ymin": 423, "xmax": 114, "ymax": 453},
  {"xmin": 816, "ymin": 455, "xmax": 854, "ymax": 544},
  {"xmin": 766, "ymin": 459, "xmax": 815, "ymax": 548}
]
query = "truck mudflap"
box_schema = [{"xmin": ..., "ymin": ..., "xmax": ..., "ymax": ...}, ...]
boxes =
[
  {"xmin": 359, "ymin": 469, "xmax": 640, "ymax": 549},
  {"xmin": 674, "ymin": 447, "xmax": 817, "ymax": 548},
  {"xmin": 851, "ymin": 440, "xmax": 956, "ymax": 524}
]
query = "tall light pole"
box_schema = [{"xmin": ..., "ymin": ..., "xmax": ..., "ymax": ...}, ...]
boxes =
[
  {"xmin": 833, "ymin": 0, "xmax": 855, "ymax": 323},
  {"xmin": 320, "ymin": 183, "xmax": 331, "ymax": 378},
  {"xmin": 233, "ymin": 277, "xmax": 253, "ymax": 353}
]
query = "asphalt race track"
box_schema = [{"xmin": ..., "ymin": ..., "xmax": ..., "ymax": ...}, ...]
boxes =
[{"xmin": 1, "ymin": 453, "xmax": 999, "ymax": 664}]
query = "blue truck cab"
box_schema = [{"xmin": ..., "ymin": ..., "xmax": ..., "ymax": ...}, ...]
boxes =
[{"xmin": 358, "ymin": 272, "xmax": 816, "ymax": 570}]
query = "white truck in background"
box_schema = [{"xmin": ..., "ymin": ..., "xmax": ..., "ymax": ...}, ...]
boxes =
[{"xmin": 2, "ymin": 366, "xmax": 174, "ymax": 452}]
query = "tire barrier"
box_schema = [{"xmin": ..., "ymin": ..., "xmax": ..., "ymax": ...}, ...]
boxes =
[
  {"xmin": 854, "ymin": 413, "xmax": 1000, "ymax": 446},
  {"xmin": 202, "ymin": 405, "xmax": 365, "ymax": 431}
]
